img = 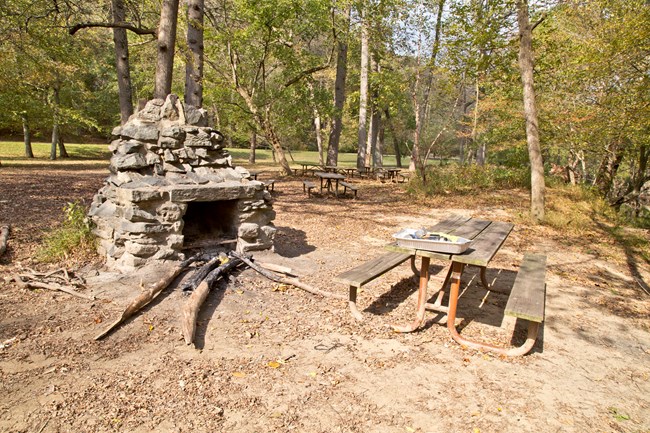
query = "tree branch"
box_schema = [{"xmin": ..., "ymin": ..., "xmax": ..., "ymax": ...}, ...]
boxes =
[{"xmin": 68, "ymin": 22, "xmax": 156, "ymax": 36}]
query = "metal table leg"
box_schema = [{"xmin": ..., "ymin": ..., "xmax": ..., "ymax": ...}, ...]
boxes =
[
  {"xmin": 392, "ymin": 256, "xmax": 430, "ymax": 333},
  {"xmin": 446, "ymin": 261, "xmax": 539, "ymax": 357}
]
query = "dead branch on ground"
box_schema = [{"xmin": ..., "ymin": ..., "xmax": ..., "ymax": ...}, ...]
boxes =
[
  {"xmin": 231, "ymin": 251, "xmax": 345, "ymax": 300},
  {"xmin": 95, "ymin": 254, "xmax": 201, "ymax": 341},
  {"xmin": 8, "ymin": 267, "xmax": 92, "ymax": 300}
]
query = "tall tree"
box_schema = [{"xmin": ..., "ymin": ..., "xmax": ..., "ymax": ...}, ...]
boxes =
[
  {"xmin": 185, "ymin": 0, "xmax": 204, "ymax": 107},
  {"xmin": 326, "ymin": 4, "xmax": 351, "ymax": 167},
  {"xmin": 154, "ymin": 0, "xmax": 180, "ymax": 99},
  {"xmin": 357, "ymin": 9, "xmax": 369, "ymax": 169},
  {"xmin": 112, "ymin": 0, "xmax": 134, "ymax": 124},
  {"xmin": 517, "ymin": 0, "xmax": 545, "ymax": 222}
]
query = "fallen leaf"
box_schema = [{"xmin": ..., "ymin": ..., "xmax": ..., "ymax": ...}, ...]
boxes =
[
  {"xmin": 267, "ymin": 361, "xmax": 281, "ymax": 368},
  {"xmin": 232, "ymin": 371, "xmax": 246, "ymax": 378}
]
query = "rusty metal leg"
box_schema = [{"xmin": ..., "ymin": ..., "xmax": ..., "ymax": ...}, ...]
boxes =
[
  {"xmin": 392, "ymin": 256, "xmax": 430, "ymax": 333},
  {"xmin": 447, "ymin": 261, "xmax": 540, "ymax": 356},
  {"xmin": 410, "ymin": 256, "xmax": 420, "ymax": 277},
  {"xmin": 348, "ymin": 285, "xmax": 364, "ymax": 321},
  {"xmin": 479, "ymin": 266, "xmax": 490, "ymax": 289}
]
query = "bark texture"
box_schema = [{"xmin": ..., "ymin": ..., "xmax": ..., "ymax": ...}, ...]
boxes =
[
  {"xmin": 517, "ymin": 0, "xmax": 546, "ymax": 222},
  {"xmin": 112, "ymin": 0, "xmax": 133, "ymax": 124},
  {"xmin": 326, "ymin": 7, "xmax": 350, "ymax": 167},
  {"xmin": 184, "ymin": 0, "xmax": 204, "ymax": 107},
  {"xmin": 356, "ymin": 13, "xmax": 369, "ymax": 170},
  {"xmin": 154, "ymin": 0, "xmax": 180, "ymax": 99}
]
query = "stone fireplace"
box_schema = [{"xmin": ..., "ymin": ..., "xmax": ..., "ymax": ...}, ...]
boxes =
[{"xmin": 89, "ymin": 95, "xmax": 276, "ymax": 272}]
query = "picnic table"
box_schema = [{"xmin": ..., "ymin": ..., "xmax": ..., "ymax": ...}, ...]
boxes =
[
  {"xmin": 300, "ymin": 163, "xmax": 323, "ymax": 176},
  {"xmin": 335, "ymin": 215, "xmax": 547, "ymax": 356},
  {"xmin": 314, "ymin": 171, "xmax": 346, "ymax": 197}
]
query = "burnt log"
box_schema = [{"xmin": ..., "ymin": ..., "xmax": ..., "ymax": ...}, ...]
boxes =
[{"xmin": 181, "ymin": 255, "xmax": 243, "ymax": 345}]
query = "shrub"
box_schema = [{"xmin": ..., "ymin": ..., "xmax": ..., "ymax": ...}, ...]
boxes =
[
  {"xmin": 37, "ymin": 201, "xmax": 97, "ymax": 263},
  {"xmin": 412, "ymin": 164, "xmax": 530, "ymax": 196}
]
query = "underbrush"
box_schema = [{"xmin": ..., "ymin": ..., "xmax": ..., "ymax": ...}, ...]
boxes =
[
  {"xmin": 408, "ymin": 164, "xmax": 530, "ymax": 196},
  {"xmin": 37, "ymin": 201, "xmax": 97, "ymax": 263}
]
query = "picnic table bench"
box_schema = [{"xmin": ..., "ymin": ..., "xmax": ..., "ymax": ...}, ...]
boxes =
[
  {"xmin": 339, "ymin": 181, "xmax": 358, "ymax": 198},
  {"xmin": 303, "ymin": 180, "xmax": 316, "ymax": 197},
  {"xmin": 334, "ymin": 216, "xmax": 547, "ymax": 357},
  {"xmin": 262, "ymin": 179, "xmax": 276, "ymax": 192}
]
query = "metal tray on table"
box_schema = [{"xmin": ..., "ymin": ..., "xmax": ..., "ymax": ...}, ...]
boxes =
[{"xmin": 392, "ymin": 228, "xmax": 472, "ymax": 254}]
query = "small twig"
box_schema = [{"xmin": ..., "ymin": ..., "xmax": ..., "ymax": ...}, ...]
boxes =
[{"xmin": 231, "ymin": 252, "xmax": 345, "ymax": 300}]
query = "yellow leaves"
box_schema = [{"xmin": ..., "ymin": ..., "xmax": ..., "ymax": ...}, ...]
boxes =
[
  {"xmin": 232, "ymin": 371, "xmax": 246, "ymax": 378},
  {"xmin": 272, "ymin": 284, "xmax": 289, "ymax": 292},
  {"xmin": 267, "ymin": 361, "xmax": 281, "ymax": 368}
]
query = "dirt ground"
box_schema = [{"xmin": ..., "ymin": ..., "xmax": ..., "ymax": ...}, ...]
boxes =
[{"xmin": 0, "ymin": 165, "xmax": 649, "ymax": 433}]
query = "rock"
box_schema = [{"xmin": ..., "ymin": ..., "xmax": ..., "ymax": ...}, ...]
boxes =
[
  {"xmin": 111, "ymin": 153, "xmax": 149, "ymax": 170},
  {"xmin": 185, "ymin": 105, "xmax": 209, "ymax": 126}
]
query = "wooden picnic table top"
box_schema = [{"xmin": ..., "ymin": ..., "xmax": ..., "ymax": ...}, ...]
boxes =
[
  {"xmin": 315, "ymin": 171, "xmax": 346, "ymax": 180},
  {"xmin": 386, "ymin": 215, "xmax": 514, "ymax": 267}
]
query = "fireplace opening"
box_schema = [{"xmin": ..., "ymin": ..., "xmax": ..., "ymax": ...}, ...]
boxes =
[{"xmin": 182, "ymin": 200, "xmax": 239, "ymax": 248}]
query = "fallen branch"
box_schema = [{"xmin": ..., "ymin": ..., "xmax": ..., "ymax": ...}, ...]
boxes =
[
  {"xmin": 257, "ymin": 261, "xmax": 296, "ymax": 277},
  {"xmin": 0, "ymin": 225, "xmax": 9, "ymax": 257},
  {"xmin": 231, "ymin": 251, "xmax": 345, "ymax": 300},
  {"xmin": 181, "ymin": 255, "xmax": 243, "ymax": 345},
  {"xmin": 26, "ymin": 281, "xmax": 94, "ymax": 301},
  {"xmin": 95, "ymin": 254, "xmax": 201, "ymax": 341}
]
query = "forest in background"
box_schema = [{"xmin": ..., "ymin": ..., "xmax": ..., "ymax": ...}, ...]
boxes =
[{"xmin": 0, "ymin": 0, "xmax": 648, "ymax": 220}]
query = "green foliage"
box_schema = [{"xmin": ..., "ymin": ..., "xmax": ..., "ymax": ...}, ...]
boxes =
[
  {"xmin": 411, "ymin": 164, "xmax": 530, "ymax": 196},
  {"xmin": 37, "ymin": 202, "xmax": 97, "ymax": 263}
]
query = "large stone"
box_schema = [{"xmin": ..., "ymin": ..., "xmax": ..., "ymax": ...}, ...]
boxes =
[
  {"xmin": 158, "ymin": 136, "xmax": 182, "ymax": 149},
  {"xmin": 238, "ymin": 222, "xmax": 260, "ymax": 240},
  {"xmin": 111, "ymin": 153, "xmax": 148, "ymax": 170},
  {"xmin": 119, "ymin": 120, "xmax": 160, "ymax": 142},
  {"xmin": 161, "ymin": 126, "xmax": 186, "ymax": 140},
  {"xmin": 116, "ymin": 186, "xmax": 166, "ymax": 203},
  {"xmin": 138, "ymin": 98, "xmax": 165, "ymax": 122},
  {"xmin": 184, "ymin": 128, "xmax": 212, "ymax": 147},
  {"xmin": 118, "ymin": 140, "xmax": 144, "ymax": 154},
  {"xmin": 124, "ymin": 241, "xmax": 159, "ymax": 257},
  {"xmin": 168, "ymin": 182, "xmax": 258, "ymax": 202},
  {"xmin": 185, "ymin": 105, "xmax": 209, "ymax": 126}
]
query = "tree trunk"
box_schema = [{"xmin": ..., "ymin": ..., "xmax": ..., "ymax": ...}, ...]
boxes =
[
  {"xmin": 50, "ymin": 86, "xmax": 60, "ymax": 160},
  {"xmin": 307, "ymin": 80, "xmax": 324, "ymax": 166},
  {"xmin": 410, "ymin": 0, "xmax": 445, "ymax": 174},
  {"xmin": 184, "ymin": 0, "xmax": 204, "ymax": 107},
  {"xmin": 22, "ymin": 115, "xmax": 33, "ymax": 158},
  {"xmin": 384, "ymin": 109, "xmax": 402, "ymax": 167},
  {"xmin": 517, "ymin": 0, "xmax": 546, "ymax": 222},
  {"xmin": 154, "ymin": 0, "xmax": 180, "ymax": 99},
  {"xmin": 262, "ymin": 108, "xmax": 291, "ymax": 175},
  {"xmin": 375, "ymin": 113, "xmax": 384, "ymax": 169},
  {"xmin": 326, "ymin": 6, "xmax": 350, "ymax": 167},
  {"xmin": 357, "ymin": 11, "xmax": 369, "ymax": 170},
  {"xmin": 594, "ymin": 139, "xmax": 624, "ymax": 198},
  {"xmin": 248, "ymin": 128, "xmax": 256, "ymax": 164},
  {"xmin": 112, "ymin": 0, "xmax": 133, "ymax": 124},
  {"xmin": 57, "ymin": 136, "xmax": 68, "ymax": 158}
]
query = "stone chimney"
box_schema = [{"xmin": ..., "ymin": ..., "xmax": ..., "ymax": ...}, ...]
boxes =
[{"xmin": 89, "ymin": 95, "xmax": 275, "ymax": 272}]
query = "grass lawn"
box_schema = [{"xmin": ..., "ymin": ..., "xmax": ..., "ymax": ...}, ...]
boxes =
[{"xmin": 0, "ymin": 140, "xmax": 402, "ymax": 169}]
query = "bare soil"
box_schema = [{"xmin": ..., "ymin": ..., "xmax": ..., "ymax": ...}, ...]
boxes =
[{"xmin": 0, "ymin": 165, "xmax": 649, "ymax": 433}]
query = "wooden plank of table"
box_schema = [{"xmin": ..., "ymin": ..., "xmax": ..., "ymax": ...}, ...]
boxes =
[
  {"xmin": 426, "ymin": 215, "xmax": 470, "ymax": 233},
  {"xmin": 334, "ymin": 251, "xmax": 412, "ymax": 288},
  {"xmin": 449, "ymin": 219, "xmax": 491, "ymax": 239},
  {"xmin": 453, "ymin": 221, "xmax": 514, "ymax": 267}
]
